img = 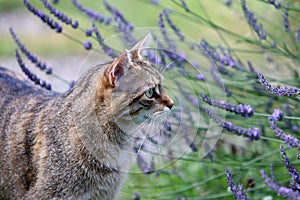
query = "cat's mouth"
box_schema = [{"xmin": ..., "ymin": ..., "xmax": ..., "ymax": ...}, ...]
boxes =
[{"xmin": 153, "ymin": 107, "xmax": 171, "ymax": 118}]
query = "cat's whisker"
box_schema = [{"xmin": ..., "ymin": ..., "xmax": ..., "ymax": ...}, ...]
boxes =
[
  {"xmin": 135, "ymin": 136, "xmax": 147, "ymax": 155},
  {"xmin": 129, "ymin": 117, "xmax": 151, "ymax": 135}
]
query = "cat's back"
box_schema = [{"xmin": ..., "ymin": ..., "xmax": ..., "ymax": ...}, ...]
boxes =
[
  {"xmin": 0, "ymin": 66, "xmax": 55, "ymax": 120},
  {"xmin": 0, "ymin": 66, "xmax": 48, "ymax": 97},
  {"xmin": 0, "ymin": 66, "xmax": 56, "ymax": 126},
  {"xmin": 0, "ymin": 67, "xmax": 56, "ymax": 199}
]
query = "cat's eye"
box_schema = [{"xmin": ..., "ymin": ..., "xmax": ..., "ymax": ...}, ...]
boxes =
[{"xmin": 144, "ymin": 88, "xmax": 155, "ymax": 98}]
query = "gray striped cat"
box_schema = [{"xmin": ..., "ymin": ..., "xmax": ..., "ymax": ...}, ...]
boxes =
[{"xmin": 0, "ymin": 36, "xmax": 173, "ymax": 200}]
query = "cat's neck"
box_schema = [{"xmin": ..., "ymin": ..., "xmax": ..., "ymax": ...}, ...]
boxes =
[{"xmin": 63, "ymin": 64, "xmax": 131, "ymax": 168}]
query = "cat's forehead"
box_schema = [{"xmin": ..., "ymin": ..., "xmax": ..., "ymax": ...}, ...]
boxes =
[{"xmin": 134, "ymin": 61, "xmax": 163, "ymax": 84}]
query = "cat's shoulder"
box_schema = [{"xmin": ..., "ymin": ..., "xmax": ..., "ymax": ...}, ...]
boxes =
[{"xmin": 0, "ymin": 66, "xmax": 52, "ymax": 96}]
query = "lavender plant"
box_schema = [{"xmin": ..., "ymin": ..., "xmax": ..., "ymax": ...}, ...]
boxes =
[{"xmin": 2, "ymin": 0, "xmax": 300, "ymax": 199}]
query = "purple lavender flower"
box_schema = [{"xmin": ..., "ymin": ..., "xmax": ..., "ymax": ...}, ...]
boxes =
[
  {"xmin": 82, "ymin": 40, "xmax": 92, "ymax": 50},
  {"xmin": 150, "ymin": 0, "xmax": 160, "ymax": 5},
  {"xmin": 182, "ymin": 133, "xmax": 198, "ymax": 152},
  {"xmin": 103, "ymin": 1, "xmax": 134, "ymax": 32},
  {"xmin": 177, "ymin": 196, "xmax": 188, "ymax": 200},
  {"xmin": 101, "ymin": 44, "xmax": 119, "ymax": 58},
  {"xmin": 52, "ymin": 0, "xmax": 59, "ymax": 3},
  {"xmin": 143, "ymin": 50, "xmax": 162, "ymax": 65},
  {"xmin": 275, "ymin": 2, "xmax": 282, "ymax": 9},
  {"xmin": 225, "ymin": 0, "xmax": 233, "ymax": 6},
  {"xmin": 196, "ymin": 73, "xmax": 205, "ymax": 81},
  {"xmin": 258, "ymin": 72, "xmax": 300, "ymax": 97},
  {"xmin": 199, "ymin": 39, "xmax": 240, "ymax": 69},
  {"xmin": 163, "ymin": 9, "xmax": 184, "ymax": 41},
  {"xmin": 241, "ymin": 0, "xmax": 267, "ymax": 40},
  {"xmin": 72, "ymin": 0, "xmax": 111, "ymax": 24},
  {"xmin": 84, "ymin": 22, "xmax": 116, "ymax": 57},
  {"xmin": 92, "ymin": 22, "xmax": 104, "ymax": 43},
  {"xmin": 85, "ymin": 29, "xmax": 93, "ymax": 37},
  {"xmin": 15, "ymin": 49, "xmax": 51, "ymax": 90},
  {"xmin": 200, "ymin": 93, "xmax": 254, "ymax": 117},
  {"xmin": 272, "ymin": 108, "xmax": 284, "ymax": 121},
  {"xmin": 292, "ymin": 125, "xmax": 298, "ymax": 133},
  {"xmin": 158, "ymin": 12, "xmax": 177, "ymax": 51},
  {"xmin": 10, "ymin": 27, "xmax": 53, "ymax": 74},
  {"xmin": 41, "ymin": 0, "xmax": 79, "ymax": 29},
  {"xmin": 225, "ymin": 168, "xmax": 250, "ymax": 200},
  {"xmin": 283, "ymin": 3, "xmax": 290, "ymax": 32},
  {"xmin": 268, "ymin": 0, "xmax": 282, "ymax": 9},
  {"xmin": 285, "ymin": 105, "xmax": 298, "ymax": 133},
  {"xmin": 23, "ymin": 0, "xmax": 62, "ymax": 33},
  {"xmin": 200, "ymin": 39, "xmax": 219, "ymax": 61},
  {"xmin": 210, "ymin": 64, "xmax": 232, "ymax": 97},
  {"xmin": 269, "ymin": 109, "xmax": 300, "ymax": 150},
  {"xmin": 133, "ymin": 192, "xmax": 140, "ymax": 200},
  {"xmin": 261, "ymin": 170, "xmax": 300, "ymax": 198},
  {"xmin": 180, "ymin": 0, "xmax": 190, "ymax": 12},
  {"xmin": 200, "ymin": 106, "xmax": 260, "ymax": 141},
  {"xmin": 202, "ymin": 142, "xmax": 215, "ymax": 162},
  {"xmin": 136, "ymin": 154, "xmax": 155, "ymax": 174},
  {"xmin": 280, "ymin": 145, "xmax": 300, "ymax": 191},
  {"xmin": 295, "ymin": 29, "xmax": 300, "ymax": 44},
  {"xmin": 157, "ymin": 49, "xmax": 166, "ymax": 66}
]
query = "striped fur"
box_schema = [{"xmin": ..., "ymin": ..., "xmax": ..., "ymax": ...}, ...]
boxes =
[{"xmin": 0, "ymin": 37, "xmax": 173, "ymax": 200}]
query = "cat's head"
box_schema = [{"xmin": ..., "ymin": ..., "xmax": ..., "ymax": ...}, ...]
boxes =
[{"xmin": 98, "ymin": 34, "xmax": 173, "ymax": 132}]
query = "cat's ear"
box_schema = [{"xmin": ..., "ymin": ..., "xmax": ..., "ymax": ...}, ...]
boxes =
[
  {"xmin": 107, "ymin": 49, "xmax": 132, "ymax": 87},
  {"xmin": 129, "ymin": 33, "xmax": 151, "ymax": 60}
]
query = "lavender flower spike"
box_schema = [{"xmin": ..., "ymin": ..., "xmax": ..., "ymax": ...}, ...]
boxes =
[
  {"xmin": 261, "ymin": 170, "xmax": 300, "ymax": 198},
  {"xmin": 163, "ymin": 9, "xmax": 185, "ymax": 41},
  {"xmin": 267, "ymin": 0, "xmax": 282, "ymax": 9},
  {"xmin": 23, "ymin": 0, "xmax": 62, "ymax": 33},
  {"xmin": 200, "ymin": 106, "xmax": 260, "ymax": 141},
  {"xmin": 103, "ymin": 0, "xmax": 134, "ymax": 32},
  {"xmin": 158, "ymin": 12, "xmax": 176, "ymax": 51},
  {"xmin": 41, "ymin": 0, "xmax": 79, "ymax": 29},
  {"xmin": 15, "ymin": 49, "xmax": 51, "ymax": 90},
  {"xmin": 269, "ymin": 109, "xmax": 300, "ymax": 150},
  {"xmin": 10, "ymin": 27, "xmax": 52, "ymax": 74},
  {"xmin": 72, "ymin": 0, "xmax": 111, "ymax": 25},
  {"xmin": 92, "ymin": 22, "xmax": 104, "ymax": 43},
  {"xmin": 200, "ymin": 93, "xmax": 254, "ymax": 117},
  {"xmin": 280, "ymin": 145, "xmax": 300, "ymax": 191},
  {"xmin": 180, "ymin": 0, "xmax": 190, "ymax": 12},
  {"xmin": 283, "ymin": 3, "xmax": 290, "ymax": 32},
  {"xmin": 258, "ymin": 72, "xmax": 300, "ymax": 97},
  {"xmin": 225, "ymin": 168, "xmax": 250, "ymax": 200},
  {"xmin": 199, "ymin": 39, "xmax": 238, "ymax": 69},
  {"xmin": 136, "ymin": 154, "xmax": 155, "ymax": 174},
  {"xmin": 89, "ymin": 23, "xmax": 118, "ymax": 58},
  {"xmin": 241, "ymin": 0, "xmax": 267, "ymax": 40}
]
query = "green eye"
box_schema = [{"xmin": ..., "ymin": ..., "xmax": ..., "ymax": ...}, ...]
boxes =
[{"xmin": 145, "ymin": 88, "xmax": 155, "ymax": 98}]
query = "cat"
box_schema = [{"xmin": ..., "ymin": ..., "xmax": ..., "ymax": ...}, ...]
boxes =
[{"xmin": 0, "ymin": 35, "xmax": 174, "ymax": 200}]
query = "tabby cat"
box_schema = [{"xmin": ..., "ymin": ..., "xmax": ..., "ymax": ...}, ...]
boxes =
[{"xmin": 0, "ymin": 35, "xmax": 174, "ymax": 200}]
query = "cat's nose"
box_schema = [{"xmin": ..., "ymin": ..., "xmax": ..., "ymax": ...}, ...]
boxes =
[
  {"xmin": 167, "ymin": 99, "xmax": 174, "ymax": 109},
  {"xmin": 163, "ymin": 95, "xmax": 174, "ymax": 109}
]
